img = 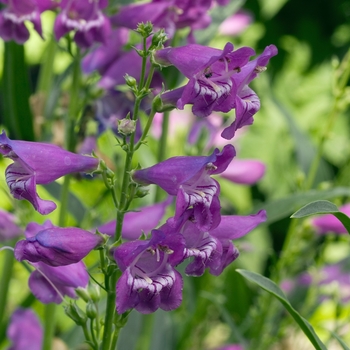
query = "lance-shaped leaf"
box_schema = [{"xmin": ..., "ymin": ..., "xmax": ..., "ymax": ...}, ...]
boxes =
[
  {"xmin": 291, "ymin": 200, "xmax": 350, "ymax": 235},
  {"xmin": 236, "ymin": 269, "xmax": 327, "ymax": 350}
]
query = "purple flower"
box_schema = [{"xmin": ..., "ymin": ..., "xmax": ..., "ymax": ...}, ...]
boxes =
[
  {"xmin": 111, "ymin": 0, "xmax": 218, "ymax": 41},
  {"xmin": 157, "ymin": 43, "xmax": 278, "ymax": 139},
  {"xmin": 0, "ymin": 130, "xmax": 99, "ymax": 214},
  {"xmin": 218, "ymin": 10, "xmax": 252, "ymax": 36},
  {"xmin": 181, "ymin": 210, "xmax": 267, "ymax": 276},
  {"xmin": 14, "ymin": 220, "xmax": 103, "ymax": 266},
  {"xmin": 156, "ymin": 43, "xmax": 255, "ymax": 117},
  {"xmin": 220, "ymin": 159, "xmax": 266, "ymax": 185},
  {"xmin": 133, "ymin": 145, "xmax": 235, "ymax": 231},
  {"xmin": 114, "ymin": 229, "xmax": 185, "ymax": 314},
  {"xmin": 0, "ymin": 0, "xmax": 55, "ymax": 44},
  {"xmin": 215, "ymin": 345, "xmax": 244, "ymax": 350},
  {"xmin": 29, "ymin": 261, "xmax": 89, "ymax": 304},
  {"xmin": 98, "ymin": 198, "xmax": 172, "ymax": 240},
  {"xmin": 0, "ymin": 209, "xmax": 21, "ymax": 241},
  {"xmin": 311, "ymin": 203, "xmax": 350, "ymax": 235},
  {"xmin": 81, "ymin": 28, "xmax": 129, "ymax": 76},
  {"xmin": 7, "ymin": 308, "xmax": 43, "ymax": 350},
  {"xmin": 54, "ymin": 0, "xmax": 111, "ymax": 48}
]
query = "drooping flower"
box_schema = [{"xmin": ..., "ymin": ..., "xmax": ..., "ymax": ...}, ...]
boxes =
[
  {"xmin": 0, "ymin": 130, "xmax": 99, "ymax": 214},
  {"xmin": 14, "ymin": 220, "xmax": 103, "ymax": 266},
  {"xmin": 98, "ymin": 198, "xmax": 172, "ymax": 240},
  {"xmin": 29, "ymin": 261, "xmax": 89, "ymax": 304},
  {"xmin": 54, "ymin": 0, "xmax": 111, "ymax": 48},
  {"xmin": 7, "ymin": 308, "xmax": 43, "ymax": 350},
  {"xmin": 218, "ymin": 10, "xmax": 252, "ymax": 36},
  {"xmin": 0, "ymin": 209, "xmax": 22, "ymax": 241},
  {"xmin": 311, "ymin": 203, "xmax": 350, "ymax": 235},
  {"xmin": 181, "ymin": 210, "xmax": 267, "ymax": 276},
  {"xmin": 219, "ymin": 159, "xmax": 266, "ymax": 185},
  {"xmin": 0, "ymin": 0, "xmax": 56, "ymax": 44},
  {"xmin": 114, "ymin": 229, "xmax": 185, "ymax": 314},
  {"xmin": 133, "ymin": 144, "xmax": 235, "ymax": 231},
  {"xmin": 157, "ymin": 43, "xmax": 278, "ymax": 139}
]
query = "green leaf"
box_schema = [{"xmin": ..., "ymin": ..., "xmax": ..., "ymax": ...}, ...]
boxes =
[
  {"xmin": 2, "ymin": 41, "xmax": 34, "ymax": 141},
  {"xmin": 236, "ymin": 269, "xmax": 327, "ymax": 350},
  {"xmin": 330, "ymin": 331, "xmax": 350, "ymax": 350},
  {"xmin": 254, "ymin": 187, "xmax": 350, "ymax": 224},
  {"xmin": 291, "ymin": 200, "xmax": 350, "ymax": 235}
]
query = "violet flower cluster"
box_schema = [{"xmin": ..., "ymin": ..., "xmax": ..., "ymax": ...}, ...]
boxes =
[{"xmin": 112, "ymin": 147, "xmax": 267, "ymax": 314}]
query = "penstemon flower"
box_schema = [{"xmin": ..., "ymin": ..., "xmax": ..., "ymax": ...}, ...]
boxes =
[
  {"xmin": 132, "ymin": 145, "xmax": 235, "ymax": 231},
  {"xmin": 7, "ymin": 308, "xmax": 43, "ymax": 350},
  {"xmin": 14, "ymin": 220, "xmax": 103, "ymax": 266},
  {"xmin": 157, "ymin": 43, "xmax": 278, "ymax": 139},
  {"xmin": 98, "ymin": 198, "xmax": 172, "ymax": 240},
  {"xmin": 29, "ymin": 261, "xmax": 89, "ymax": 304},
  {"xmin": 114, "ymin": 229, "xmax": 185, "ymax": 314},
  {"xmin": 0, "ymin": 0, "xmax": 56, "ymax": 44},
  {"xmin": 54, "ymin": 0, "xmax": 111, "ymax": 48},
  {"xmin": 0, "ymin": 209, "xmax": 22, "ymax": 242},
  {"xmin": 0, "ymin": 130, "xmax": 99, "ymax": 215},
  {"xmin": 181, "ymin": 210, "xmax": 267, "ymax": 276}
]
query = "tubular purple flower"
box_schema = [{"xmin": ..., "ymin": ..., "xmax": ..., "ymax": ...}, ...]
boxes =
[
  {"xmin": 0, "ymin": 209, "xmax": 22, "ymax": 241},
  {"xmin": 54, "ymin": 0, "xmax": 111, "ymax": 48},
  {"xmin": 156, "ymin": 43, "xmax": 255, "ymax": 118},
  {"xmin": 7, "ymin": 308, "xmax": 43, "ymax": 350},
  {"xmin": 182, "ymin": 210, "xmax": 267, "ymax": 276},
  {"xmin": 219, "ymin": 159, "xmax": 266, "ymax": 185},
  {"xmin": 0, "ymin": 130, "xmax": 99, "ymax": 214},
  {"xmin": 0, "ymin": 0, "xmax": 55, "ymax": 44},
  {"xmin": 111, "ymin": 0, "xmax": 218, "ymax": 41},
  {"xmin": 29, "ymin": 261, "xmax": 89, "ymax": 304},
  {"xmin": 157, "ymin": 43, "xmax": 277, "ymax": 139},
  {"xmin": 14, "ymin": 221, "xmax": 103, "ymax": 266},
  {"xmin": 133, "ymin": 144, "xmax": 236, "ymax": 231},
  {"xmin": 311, "ymin": 203, "xmax": 350, "ymax": 235},
  {"xmin": 98, "ymin": 198, "xmax": 172, "ymax": 240},
  {"xmin": 114, "ymin": 229, "xmax": 185, "ymax": 314}
]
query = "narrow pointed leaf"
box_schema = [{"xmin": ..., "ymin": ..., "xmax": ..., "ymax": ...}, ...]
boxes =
[
  {"xmin": 236, "ymin": 269, "xmax": 327, "ymax": 350},
  {"xmin": 291, "ymin": 200, "xmax": 350, "ymax": 235},
  {"xmin": 330, "ymin": 332, "xmax": 350, "ymax": 350}
]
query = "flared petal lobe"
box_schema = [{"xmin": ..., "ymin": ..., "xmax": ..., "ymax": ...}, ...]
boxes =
[
  {"xmin": 0, "ymin": 130, "xmax": 99, "ymax": 214},
  {"xmin": 114, "ymin": 229, "xmax": 185, "ymax": 314}
]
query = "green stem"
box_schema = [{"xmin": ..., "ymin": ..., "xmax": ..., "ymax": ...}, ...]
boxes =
[
  {"xmin": 82, "ymin": 323, "xmax": 93, "ymax": 345},
  {"xmin": 42, "ymin": 304, "xmax": 57, "ymax": 350},
  {"xmin": 135, "ymin": 106, "xmax": 157, "ymax": 151},
  {"xmin": 101, "ymin": 272, "xmax": 119, "ymax": 350},
  {"xmin": 154, "ymin": 111, "xmax": 170, "ymax": 201}
]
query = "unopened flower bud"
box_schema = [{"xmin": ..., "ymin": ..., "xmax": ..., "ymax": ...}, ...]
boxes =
[
  {"xmin": 65, "ymin": 303, "xmax": 87, "ymax": 326},
  {"xmin": 88, "ymin": 284, "xmax": 100, "ymax": 302},
  {"xmin": 75, "ymin": 287, "xmax": 90, "ymax": 303},
  {"xmin": 124, "ymin": 74, "xmax": 137, "ymax": 89},
  {"xmin": 136, "ymin": 22, "xmax": 153, "ymax": 38},
  {"xmin": 150, "ymin": 29, "xmax": 167, "ymax": 50},
  {"xmin": 135, "ymin": 188, "xmax": 149, "ymax": 198},
  {"xmin": 118, "ymin": 119, "xmax": 136, "ymax": 135},
  {"xmin": 86, "ymin": 301, "xmax": 97, "ymax": 319}
]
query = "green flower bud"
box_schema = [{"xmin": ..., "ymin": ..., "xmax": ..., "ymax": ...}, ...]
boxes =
[
  {"xmin": 89, "ymin": 284, "xmax": 101, "ymax": 302},
  {"xmin": 64, "ymin": 302, "xmax": 87, "ymax": 326},
  {"xmin": 118, "ymin": 119, "xmax": 136, "ymax": 135},
  {"xmin": 86, "ymin": 301, "xmax": 97, "ymax": 319},
  {"xmin": 75, "ymin": 287, "xmax": 90, "ymax": 303}
]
